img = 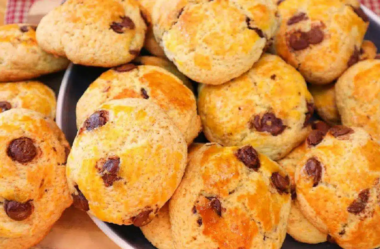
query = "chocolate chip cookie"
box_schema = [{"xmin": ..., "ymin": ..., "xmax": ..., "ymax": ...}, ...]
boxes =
[
  {"xmin": 198, "ymin": 54, "xmax": 314, "ymax": 160},
  {"xmin": 309, "ymin": 83, "xmax": 341, "ymax": 125},
  {"xmin": 0, "ymin": 109, "xmax": 72, "ymax": 248},
  {"xmin": 359, "ymin": 40, "xmax": 378, "ymax": 61},
  {"xmin": 275, "ymin": 0, "xmax": 369, "ymax": 84},
  {"xmin": 278, "ymin": 121, "xmax": 331, "ymax": 244},
  {"xmin": 0, "ymin": 24, "xmax": 68, "ymax": 82},
  {"xmin": 76, "ymin": 64, "xmax": 201, "ymax": 145},
  {"xmin": 153, "ymin": 0, "xmax": 278, "ymax": 85},
  {"xmin": 0, "ymin": 81, "xmax": 56, "ymax": 119},
  {"xmin": 170, "ymin": 143, "xmax": 291, "ymax": 249},
  {"xmin": 141, "ymin": 204, "xmax": 174, "ymax": 249},
  {"xmin": 67, "ymin": 99, "xmax": 187, "ymax": 226},
  {"xmin": 36, "ymin": 0, "xmax": 146, "ymax": 67},
  {"xmin": 336, "ymin": 59, "xmax": 380, "ymax": 143},
  {"xmin": 295, "ymin": 126, "xmax": 380, "ymax": 249}
]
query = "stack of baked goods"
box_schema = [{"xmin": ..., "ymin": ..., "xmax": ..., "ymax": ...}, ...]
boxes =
[{"xmin": 1, "ymin": 0, "xmax": 380, "ymax": 248}]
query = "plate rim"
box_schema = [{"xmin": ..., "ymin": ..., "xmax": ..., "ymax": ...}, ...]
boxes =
[{"xmin": 56, "ymin": 5, "xmax": 380, "ymax": 249}]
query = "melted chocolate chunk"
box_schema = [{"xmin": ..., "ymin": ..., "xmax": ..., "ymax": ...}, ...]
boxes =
[
  {"xmin": 271, "ymin": 172, "xmax": 290, "ymax": 194},
  {"xmin": 347, "ymin": 189, "xmax": 370, "ymax": 214},
  {"xmin": 307, "ymin": 27, "xmax": 324, "ymax": 45},
  {"xmin": 289, "ymin": 31, "xmax": 309, "ymax": 51},
  {"xmin": 83, "ymin": 110, "xmax": 109, "ymax": 132},
  {"xmin": 305, "ymin": 158, "xmax": 322, "ymax": 187},
  {"xmin": 72, "ymin": 186, "xmax": 89, "ymax": 212},
  {"xmin": 307, "ymin": 130, "xmax": 325, "ymax": 146},
  {"xmin": 208, "ymin": 197, "xmax": 222, "ymax": 216},
  {"xmin": 0, "ymin": 101, "xmax": 11, "ymax": 112},
  {"xmin": 312, "ymin": 121, "xmax": 330, "ymax": 134},
  {"xmin": 4, "ymin": 200, "xmax": 33, "ymax": 221},
  {"xmin": 99, "ymin": 157, "xmax": 121, "ymax": 187},
  {"xmin": 141, "ymin": 88, "xmax": 149, "ymax": 99},
  {"xmin": 353, "ymin": 7, "xmax": 369, "ymax": 22},
  {"xmin": 347, "ymin": 47, "xmax": 360, "ymax": 67},
  {"xmin": 197, "ymin": 217, "xmax": 203, "ymax": 226},
  {"xmin": 7, "ymin": 137, "xmax": 37, "ymax": 163},
  {"xmin": 235, "ymin": 146, "xmax": 260, "ymax": 171},
  {"xmin": 251, "ymin": 113, "xmax": 286, "ymax": 136},
  {"xmin": 329, "ymin": 126, "xmax": 354, "ymax": 138},
  {"xmin": 110, "ymin": 16, "xmax": 135, "ymax": 33},
  {"xmin": 304, "ymin": 102, "xmax": 315, "ymax": 127},
  {"xmin": 114, "ymin": 63, "xmax": 136, "ymax": 72},
  {"xmin": 287, "ymin": 13, "xmax": 308, "ymax": 25},
  {"xmin": 133, "ymin": 208, "xmax": 153, "ymax": 227}
]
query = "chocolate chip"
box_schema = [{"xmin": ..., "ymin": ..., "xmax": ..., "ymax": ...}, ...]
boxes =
[
  {"xmin": 291, "ymin": 186, "xmax": 297, "ymax": 200},
  {"xmin": 110, "ymin": 16, "xmax": 135, "ymax": 33},
  {"xmin": 307, "ymin": 130, "xmax": 325, "ymax": 146},
  {"xmin": 347, "ymin": 47, "xmax": 360, "ymax": 67},
  {"xmin": 329, "ymin": 125, "xmax": 354, "ymax": 138},
  {"xmin": 19, "ymin": 26, "xmax": 30, "ymax": 32},
  {"xmin": 251, "ymin": 113, "xmax": 286, "ymax": 136},
  {"xmin": 141, "ymin": 88, "xmax": 149, "ymax": 99},
  {"xmin": 312, "ymin": 121, "xmax": 330, "ymax": 134},
  {"xmin": 132, "ymin": 208, "xmax": 153, "ymax": 227},
  {"xmin": 353, "ymin": 7, "xmax": 369, "ymax": 22},
  {"xmin": 307, "ymin": 27, "xmax": 324, "ymax": 45},
  {"xmin": 339, "ymin": 228, "xmax": 346, "ymax": 236},
  {"xmin": 271, "ymin": 74, "xmax": 276, "ymax": 80},
  {"xmin": 99, "ymin": 157, "xmax": 120, "ymax": 187},
  {"xmin": 304, "ymin": 102, "xmax": 315, "ymax": 127},
  {"xmin": 192, "ymin": 206, "xmax": 197, "ymax": 214},
  {"xmin": 7, "ymin": 137, "xmax": 37, "ymax": 163},
  {"xmin": 83, "ymin": 110, "xmax": 109, "ymax": 132},
  {"xmin": 289, "ymin": 31, "xmax": 309, "ymax": 51},
  {"xmin": 271, "ymin": 172, "xmax": 290, "ymax": 194},
  {"xmin": 72, "ymin": 186, "xmax": 89, "ymax": 211},
  {"xmin": 114, "ymin": 63, "xmax": 136, "ymax": 72},
  {"xmin": 287, "ymin": 13, "xmax": 308, "ymax": 25},
  {"xmin": 207, "ymin": 197, "xmax": 222, "ymax": 216},
  {"xmin": 235, "ymin": 146, "xmax": 260, "ymax": 171},
  {"xmin": 348, "ymin": 189, "xmax": 370, "ymax": 214},
  {"xmin": 0, "ymin": 101, "xmax": 11, "ymax": 112},
  {"xmin": 305, "ymin": 158, "xmax": 322, "ymax": 187},
  {"xmin": 4, "ymin": 200, "xmax": 33, "ymax": 221},
  {"xmin": 327, "ymin": 235, "xmax": 336, "ymax": 244},
  {"xmin": 197, "ymin": 217, "xmax": 203, "ymax": 226},
  {"xmin": 246, "ymin": 18, "xmax": 265, "ymax": 38}
]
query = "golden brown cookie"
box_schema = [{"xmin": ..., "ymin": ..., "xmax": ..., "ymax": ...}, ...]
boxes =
[
  {"xmin": 359, "ymin": 40, "xmax": 377, "ymax": 61},
  {"xmin": 153, "ymin": 0, "xmax": 279, "ymax": 85},
  {"xmin": 67, "ymin": 99, "xmax": 187, "ymax": 226},
  {"xmin": 170, "ymin": 143, "xmax": 291, "ymax": 249},
  {"xmin": 295, "ymin": 126, "xmax": 380, "ymax": 249},
  {"xmin": 198, "ymin": 54, "xmax": 313, "ymax": 160},
  {"xmin": 36, "ymin": 0, "xmax": 146, "ymax": 67},
  {"xmin": 309, "ymin": 83, "xmax": 340, "ymax": 125},
  {"xmin": 76, "ymin": 64, "xmax": 201, "ymax": 145},
  {"xmin": 275, "ymin": 0, "xmax": 369, "ymax": 85},
  {"xmin": 0, "ymin": 24, "xmax": 68, "ymax": 82},
  {"xmin": 0, "ymin": 109, "xmax": 72, "ymax": 248},
  {"xmin": 336, "ymin": 59, "xmax": 380, "ymax": 143},
  {"xmin": 141, "ymin": 204, "xmax": 174, "ymax": 249},
  {"xmin": 0, "ymin": 81, "xmax": 56, "ymax": 119}
]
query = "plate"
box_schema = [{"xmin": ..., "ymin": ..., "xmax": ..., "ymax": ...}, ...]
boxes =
[{"xmin": 56, "ymin": 6, "xmax": 380, "ymax": 249}]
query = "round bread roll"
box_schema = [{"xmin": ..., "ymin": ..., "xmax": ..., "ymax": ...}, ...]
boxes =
[
  {"xmin": 36, "ymin": 0, "xmax": 146, "ymax": 67},
  {"xmin": 275, "ymin": 0, "xmax": 369, "ymax": 85},
  {"xmin": 309, "ymin": 83, "xmax": 340, "ymax": 125},
  {"xmin": 153, "ymin": 0, "xmax": 279, "ymax": 85},
  {"xmin": 141, "ymin": 204, "xmax": 174, "ymax": 249},
  {"xmin": 67, "ymin": 98, "xmax": 187, "ymax": 226},
  {"xmin": 76, "ymin": 64, "xmax": 201, "ymax": 145},
  {"xmin": 278, "ymin": 121, "xmax": 331, "ymax": 244},
  {"xmin": 170, "ymin": 143, "xmax": 291, "ymax": 249},
  {"xmin": 336, "ymin": 59, "xmax": 380, "ymax": 143},
  {"xmin": 133, "ymin": 56, "xmax": 193, "ymax": 91},
  {"xmin": 0, "ymin": 24, "xmax": 68, "ymax": 82},
  {"xmin": 136, "ymin": 0, "xmax": 166, "ymax": 58},
  {"xmin": 0, "ymin": 109, "xmax": 72, "ymax": 248},
  {"xmin": 295, "ymin": 126, "xmax": 380, "ymax": 249},
  {"xmin": 0, "ymin": 81, "xmax": 56, "ymax": 119},
  {"xmin": 198, "ymin": 54, "xmax": 314, "ymax": 160}
]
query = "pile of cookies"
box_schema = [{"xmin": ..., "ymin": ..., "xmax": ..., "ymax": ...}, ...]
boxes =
[{"xmin": 1, "ymin": 0, "xmax": 380, "ymax": 248}]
